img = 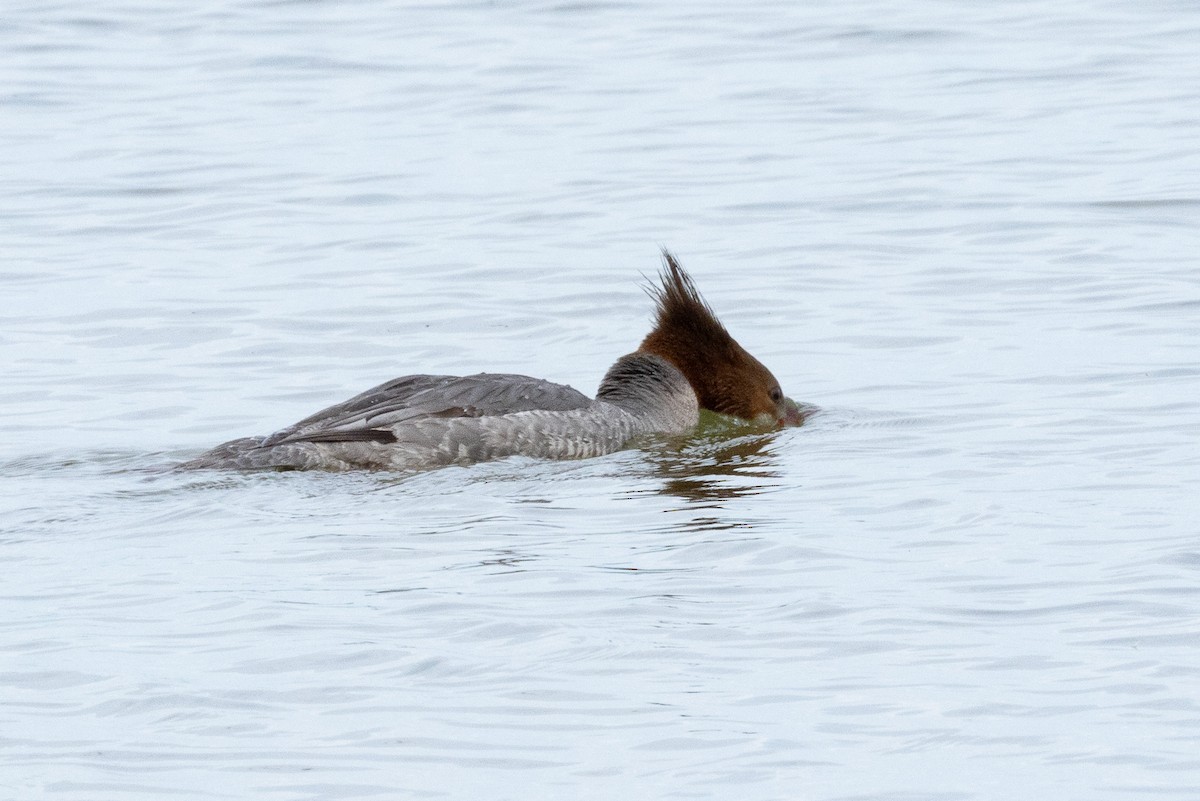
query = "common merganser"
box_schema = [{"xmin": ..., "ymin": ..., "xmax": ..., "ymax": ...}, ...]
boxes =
[{"xmin": 182, "ymin": 251, "xmax": 804, "ymax": 472}]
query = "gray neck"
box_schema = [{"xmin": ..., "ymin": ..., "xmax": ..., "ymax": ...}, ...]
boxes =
[{"xmin": 596, "ymin": 353, "xmax": 699, "ymax": 433}]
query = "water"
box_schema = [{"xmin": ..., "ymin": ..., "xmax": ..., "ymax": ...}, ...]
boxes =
[{"xmin": 3, "ymin": 1, "xmax": 1199, "ymax": 799}]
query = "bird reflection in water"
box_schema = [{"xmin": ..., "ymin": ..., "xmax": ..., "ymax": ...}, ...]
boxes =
[{"xmin": 641, "ymin": 404, "xmax": 818, "ymax": 504}]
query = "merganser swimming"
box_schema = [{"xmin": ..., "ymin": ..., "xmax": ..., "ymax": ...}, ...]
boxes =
[{"xmin": 182, "ymin": 251, "xmax": 804, "ymax": 472}]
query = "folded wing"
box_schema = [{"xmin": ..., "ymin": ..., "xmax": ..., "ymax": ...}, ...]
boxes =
[{"xmin": 262, "ymin": 373, "xmax": 593, "ymax": 447}]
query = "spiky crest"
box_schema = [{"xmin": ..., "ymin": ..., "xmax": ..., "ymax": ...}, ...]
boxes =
[{"xmin": 637, "ymin": 250, "xmax": 782, "ymax": 421}]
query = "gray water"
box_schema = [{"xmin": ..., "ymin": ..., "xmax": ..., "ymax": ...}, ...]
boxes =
[{"xmin": 3, "ymin": 1, "xmax": 1199, "ymax": 799}]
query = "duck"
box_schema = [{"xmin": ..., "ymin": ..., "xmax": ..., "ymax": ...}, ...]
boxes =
[{"xmin": 182, "ymin": 251, "xmax": 804, "ymax": 472}]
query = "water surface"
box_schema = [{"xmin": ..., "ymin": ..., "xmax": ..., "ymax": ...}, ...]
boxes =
[{"xmin": 3, "ymin": 1, "xmax": 1199, "ymax": 799}]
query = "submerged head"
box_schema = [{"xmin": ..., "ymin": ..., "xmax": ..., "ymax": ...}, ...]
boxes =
[{"xmin": 637, "ymin": 251, "xmax": 802, "ymax": 428}]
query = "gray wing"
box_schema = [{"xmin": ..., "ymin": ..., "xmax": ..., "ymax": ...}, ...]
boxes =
[{"xmin": 262, "ymin": 373, "xmax": 593, "ymax": 446}]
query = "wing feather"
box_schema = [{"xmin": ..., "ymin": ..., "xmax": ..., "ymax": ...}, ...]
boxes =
[{"xmin": 261, "ymin": 373, "xmax": 592, "ymax": 447}]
